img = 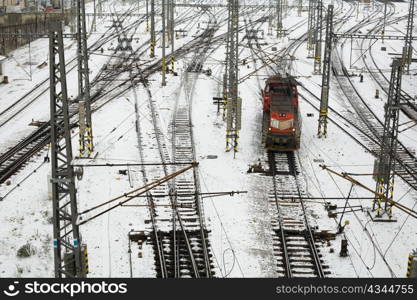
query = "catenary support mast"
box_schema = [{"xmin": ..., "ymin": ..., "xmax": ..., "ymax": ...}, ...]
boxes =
[
  {"xmin": 373, "ymin": 59, "xmax": 403, "ymax": 219},
  {"xmin": 49, "ymin": 22, "xmax": 84, "ymax": 278},
  {"xmin": 317, "ymin": 4, "xmax": 333, "ymax": 138},
  {"xmin": 77, "ymin": 0, "xmax": 93, "ymax": 157}
]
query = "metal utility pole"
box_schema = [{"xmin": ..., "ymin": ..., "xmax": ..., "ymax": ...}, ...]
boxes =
[
  {"xmin": 150, "ymin": 0, "xmax": 156, "ymax": 57},
  {"xmin": 225, "ymin": 0, "xmax": 241, "ymax": 155},
  {"xmin": 49, "ymin": 22, "xmax": 84, "ymax": 278},
  {"xmin": 403, "ymin": 0, "xmax": 415, "ymax": 74},
  {"xmin": 77, "ymin": 0, "xmax": 93, "ymax": 158},
  {"xmin": 222, "ymin": 0, "xmax": 231, "ymax": 120},
  {"xmin": 167, "ymin": 0, "xmax": 171, "ymax": 45},
  {"xmin": 170, "ymin": 0, "xmax": 175, "ymax": 72},
  {"xmin": 382, "ymin": 0, "xmax": 388, "ymax": 42},
  {"xmin": 313, "ymin": 0, "xmax": 323, "ymax": 75},
  {"xmin": 92, "ymin": 0, "xmax": 97, "ymax": 32},
  {"xmin": 317, "ymin": 4, "xmax": 333, "ymax": 138},
  {"xmin": 268, "ymin": 0, "xmax": 273, "ymax": 35},
  {"xmin": 373, "ymin": 59, "xmax": 403, "ymax": 219},
  {"xmin": 298, "ymin": 0, "xmax": 302, "ymax": 16},
  {"xmin": 307, "ymin": 0, "xmax": 316, "ymax": 56},
  {"xmin": 162, "ymin": 0, "xmax": 167, "ymax": 86},
  {"xmin": 70, "ymin": 0, "xmax": 76, "ymax": 34},
  {"xmin": 276, "ymin": 0, "xmax": 283, "ymax": 38},
  {"xmin": 146, "ymin": 0, "xmax": 149, "ymax": 31}
]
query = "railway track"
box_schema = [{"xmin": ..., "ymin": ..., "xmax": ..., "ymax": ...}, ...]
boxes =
[
  {"xmin": 0, "ymin": 3, "xmax": 143, "ymax": 130},
  {"xmin": 166, "ymin": 24, "xmax": 222, "ymax": 277},
  {"xmin": 268, "ymin": 151, "xmax": 328, "ymax": 277},
  {"xmin": 364, "ymin": 9, "xmax": 417, "ymax": 119},
  {"xmin": 0, "ymin": 3, "xmax": 148, "ymax": 183},
  {"xmin": 331, "ymin": 6, "xmax": 417, "ymax": 192},
  {"xmin": 261, "ymin": 1, "xmax": 417, "ymax": 196},
  {"xmin": 129, "ymin": 12, "xmax": 223, "ymax": 277},
  {"xmin": 0, "ymin": 5, "xmax": 211, "ymax": 185},
  {"xmin": 242, "ymin": 9, "xmax": 349, "ymax": 277}
]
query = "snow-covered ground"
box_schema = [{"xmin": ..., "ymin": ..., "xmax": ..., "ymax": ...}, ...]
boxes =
[{"xmin": 0, "ymin": 0, "xmax": 416, "ymax": 278}]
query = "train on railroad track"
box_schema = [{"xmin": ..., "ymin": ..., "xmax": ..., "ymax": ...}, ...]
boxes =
[{"xmin": 262, "ymin": 75, "xmax": 301, "ymax": 151}]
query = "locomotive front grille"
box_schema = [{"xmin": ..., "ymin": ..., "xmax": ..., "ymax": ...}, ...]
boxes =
[{"xmin": 277, "ymin": 119, "xmax": 293, "ymax": 130}]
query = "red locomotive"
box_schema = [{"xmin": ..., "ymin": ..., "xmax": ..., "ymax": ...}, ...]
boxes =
[{"xmin": 262, "ymin": 75, "xmax": 301, "ymax": 151}]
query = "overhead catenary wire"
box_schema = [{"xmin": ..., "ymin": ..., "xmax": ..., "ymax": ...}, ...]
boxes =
[{"xmin": 77, "ymin": 163, "xmax": 197, "ymax": 225}]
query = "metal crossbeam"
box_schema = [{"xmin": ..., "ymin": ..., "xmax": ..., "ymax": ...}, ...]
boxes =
[
  {"xmin": 49, "ymin": 22, "xmax": 84, "ymax": 278},
  {"xmin": 0, "ymin": 32, "xmax": 76, "ymax": 39},
  {"xmin": 174, "ymin": 2, "xmax": 307, "ymax": 8},
  {"xmin": 333, "ymin": 33, "xmax": 417, "ymax": 41}
]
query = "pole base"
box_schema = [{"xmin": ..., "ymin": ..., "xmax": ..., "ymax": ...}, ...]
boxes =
[{"xmin": 366, "ymin": 208, "xmax": 397, "ymax": 222}]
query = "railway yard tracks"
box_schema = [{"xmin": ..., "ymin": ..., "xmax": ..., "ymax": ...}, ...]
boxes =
[
  {"xmin": 268, "ymin": 151, "xmax": 328, "ymax": 277},
  {"xmin": 1, "ymin": 0, "xmax": 416, "ymax": 279},
  {"xmin": 129, "ymin": 21, "xmax": 222, "ymax": 277},
  {"xmin": 331, "ymin": 6, "xmax": 417, "ymax": 192},
  {"xmin": 0, "ymin": 5, "xmax": 214, "ymax": 184}
]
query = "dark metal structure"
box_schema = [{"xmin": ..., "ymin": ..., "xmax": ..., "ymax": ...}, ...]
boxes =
[
  {"xmin": 317, "ymin": 4, "xmax": 333, "ymax": 138},
  {"xmin": 313, "ymin": 0, "xmax": 322, "ymax": 75},
  {"xmin": 276, "ymin": 0, "xmax": 283, "ymax": 38},
  {"xmin": 298, "ymin": 0, "xmax": 302, "ymax": 16},
  {"xmin": 307, "ymin": 0, "xmax": 316, "ymax": 56},
  {"xmin": 169, "ymin": 0, "xmax": 175, "ymax": 71},
  {"xmin": 49, "ymin": 22, "xmax": 84, "ymax": 278},
  {"xmin": 373, "ymin": 59, "xmax": 403, "ymax": 219},
  {"xmin": 77, "ymin": 0, "xmax": 93, "ymax": 157},
  {"xmin": 403, "ymin": 0, "xmax": 415, "ymax": 74},
  {"xmin": 225, "ymin": 0, "xmax": 241, "ymax": 155},
  {"xmin": 150, "ymin": 0, "xmax": 156, "ymax": 57},
  {"xmin": 162, "ymin": 0, "xmax": 167, "ymax": 86}
]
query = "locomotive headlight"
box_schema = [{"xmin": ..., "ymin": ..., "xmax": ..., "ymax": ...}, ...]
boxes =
[
  {"xmin": 292, "ymin": 128, "xmax": 296, "ymax": 132},
  {"xmin": 269, "ymin": 127, "xmax": 272, "ymax": 131},
  {"xmin": 270, "ymin": 119, "xmax": 279, "ymax": 129}
]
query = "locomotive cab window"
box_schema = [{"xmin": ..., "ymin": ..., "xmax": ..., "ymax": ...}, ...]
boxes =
[{"xmin": 270, "ymin": 85, "xmax": 291, "ymax": 96}]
